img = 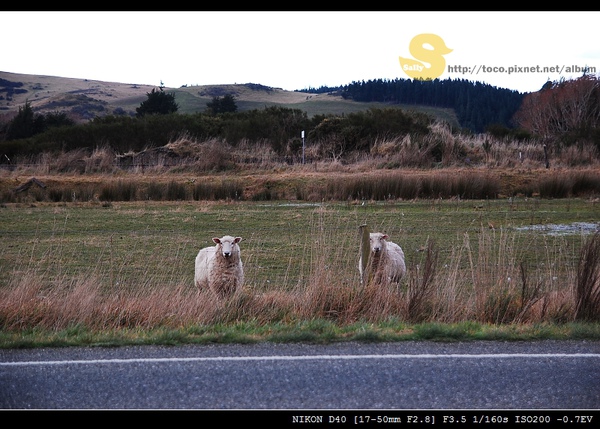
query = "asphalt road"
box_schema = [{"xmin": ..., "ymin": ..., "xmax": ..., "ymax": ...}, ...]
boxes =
[{"xmin": 1, "ymin": 340, "xmax": 599, "ymax": 410}]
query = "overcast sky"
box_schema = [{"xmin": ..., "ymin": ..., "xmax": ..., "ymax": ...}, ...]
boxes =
[{"xmin": 2, "ymin": 11, "xmax": 599, "ymax": 93}]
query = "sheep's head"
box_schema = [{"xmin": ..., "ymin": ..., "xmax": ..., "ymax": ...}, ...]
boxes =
[
  {"xmin": 213, "ymin": 236, "xmax": 242, "ymax": 258},
  {"xmin": 369, "ymin": 233, "xmax": 389, "ymax": 254}
]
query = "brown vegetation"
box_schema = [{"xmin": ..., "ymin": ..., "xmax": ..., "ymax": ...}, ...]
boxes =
[
  {"xmin": 575, "ymin": 232, "xmax": 600, "ymax": 321},
  {"xmin": 1, "ymin": 218, "xmax": 595, "ymax": 333},
  {"xmin": 514, "ymin": 74, "xmax": 600, "ymax": 142},
  {"xmin": 2, "ymin": 124, "xmax": 600, "ymax": 204}
]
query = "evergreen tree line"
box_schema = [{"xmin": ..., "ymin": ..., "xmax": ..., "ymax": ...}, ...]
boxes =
[{"xmin": 338, "ymin": 78, "xmax": 525, "ymax": 133}]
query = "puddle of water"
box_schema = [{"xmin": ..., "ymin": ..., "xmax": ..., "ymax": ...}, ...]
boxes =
[{"xmin": 516, "ymin": 222, "xmax": 599, "ymax": 236}]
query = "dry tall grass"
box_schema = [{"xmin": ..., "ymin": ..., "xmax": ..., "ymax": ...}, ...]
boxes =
[
  {"xmin": 4, "ymin": 167, "xmax": 600, "ymax": 204},
  {"xmin": 575, "ymin": 232, "xmax": 600, "ymax": 321},
  {"xmin": 3, "ymin": 127, "xmax": 600, "ymax": 204},
  {"xmin": 3, "ymin": 122, "xmax": 600, "ymax": 176},
  {"xmin": 1, "ymin": 217, "xmax": 593, "ymax": 332}
]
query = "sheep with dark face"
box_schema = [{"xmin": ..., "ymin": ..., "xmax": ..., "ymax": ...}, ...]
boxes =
[
  {"xmin": 195, "ymin": 235, "xmax": 244, "ymax": 299},
  {"xmin": 359, "ymin": 232, "xmax": 406, "ymax": 285}
]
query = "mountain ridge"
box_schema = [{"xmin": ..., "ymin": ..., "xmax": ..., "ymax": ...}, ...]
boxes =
[{"xmin": 0, "ymin": 71, "xmax": 459, "ymax": 127}]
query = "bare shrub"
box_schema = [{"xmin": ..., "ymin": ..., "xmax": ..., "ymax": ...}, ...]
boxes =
[
  {"xmin": 224, "ymin": 290, "xmax": 298, "ymax": 325},
  {"xmin": 192, "ymin": 139, "xmax": 235, "ymax": 172},
  {"xmin": 52, "ymin": 148, "xmax": 88, "ymax": 173},
  {"xmin": 433, "ymin": 236, "xmax": 475, "ymax": 322},
  {"xmin": 370, "ymin": 133, "xmax": 442, "ymax": 168},
  {"xmin": 298, "ymin": 211, "xmax": 360, "ymax": 322},
  {"xmin": 232, "ymin": 139, "xmax": 282, "ymax": 169},
  {"xmin": 465, "ymin": 228, "xmax": 521, "ymax": 323},
  {"xmin": 84, "ymin": 146, "xmax": 116, "ymax": 173},
  {"xmin": 165, "ymin": 132, "xmax": 201, "ymax": 158},
  {"xmin": 407, "ymin": 240, "xmax": 438, "ymax": 322},
  {"xmin": 575, "ymin": 232, "xmax": 600, "ymax": 321},
  {"xmin": 0, "ymin": 273, "xmax": 48, "ymax": 330},
  {"xmin": 428, "ymin": 122, "xmax": 468, "ymax": 166},
  {"xmin": 526, "ymin": 290, "xmax": 574, "ymax": 323},
  {"xmin": 513, "ymin": 262, "xmax": 543, "ymax": 323},
  {"xmin": 345, "ymin": 283, "xmax": 404, "ymax": 323},
  {"xmin": 370, "ymin": 137, "xmax": 402, "ymax": 157}
]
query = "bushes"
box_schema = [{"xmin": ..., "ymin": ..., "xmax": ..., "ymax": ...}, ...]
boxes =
[
  {"xmin": 309, "ymin": 108, "xmax": 431, "ymax": 154},
  {"xmin": 220, "ymin": 106, "xmax": 309, "ymax": 153},
  {"xmin": 2, "ymin": 102, "xmax": 600, "ymax": 172},
  {"xmin": 0, "ymin": 113, "xmax": 224, "ymax": 158},
  {"xmin": 2, "ymin": 106, "xmax": 428, "ymax": 159}
]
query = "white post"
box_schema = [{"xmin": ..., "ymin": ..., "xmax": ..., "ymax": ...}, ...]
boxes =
[
  {"xmin": 359, "ymin": 224, "xmax": 370, "ymax": 285},
  {"xmin": 301, "ymin": 130, "xmax": 305, "ymax": 164}
]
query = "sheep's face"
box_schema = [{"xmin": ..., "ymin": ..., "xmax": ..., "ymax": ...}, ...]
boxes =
[
  {"xmin": 369, "ymin": 233, "xmax": 388, "ymax": 254},
  {"xmin": 213, "ymin": 236, "xmax": 242, "ymax": 258}
]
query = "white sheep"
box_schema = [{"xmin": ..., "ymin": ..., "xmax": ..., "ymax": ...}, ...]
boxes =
[
  {"xmin": 195, "ymin": 235, "xmax": 244, "ymax": 299},
  {"xmin": 359, "ymin": 232, "xmax": 406, "ymax": 285}
]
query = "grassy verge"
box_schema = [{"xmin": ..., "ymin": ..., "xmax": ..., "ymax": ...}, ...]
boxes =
[{"xmin": 2, "ymin": 321, "xmax": 599, "ymax": 349}]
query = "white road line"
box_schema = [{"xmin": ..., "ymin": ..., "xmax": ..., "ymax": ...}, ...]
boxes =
[{"xmin": 1, "ymin": 353, "xmax": 599, "ymax": 367}]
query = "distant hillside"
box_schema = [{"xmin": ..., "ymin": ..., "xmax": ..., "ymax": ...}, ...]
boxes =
[
  {"xmin": 0, "ymin": 71, "xmax": 157, "ymax": 120},
  {"xmin": 0, "ymin": 71, "xmax": 460, "ymax": 129}
]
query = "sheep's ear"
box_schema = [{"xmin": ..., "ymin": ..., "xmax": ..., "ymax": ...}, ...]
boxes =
[
  {"xmin": 234, "ymin": 237, "xmax": 242, "ymax": 243},
  {"xmin": 382, "ymin": 234, "xmax": 389, "ymax": 240},
  {"xmin": 212, "ymin": 238, "xmax": 221, "ymax": 244}
]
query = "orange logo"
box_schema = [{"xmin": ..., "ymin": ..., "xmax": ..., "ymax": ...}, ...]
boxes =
[{"xmin": 399, "ymin": 34, "xmax": 452, "ymax": 80}]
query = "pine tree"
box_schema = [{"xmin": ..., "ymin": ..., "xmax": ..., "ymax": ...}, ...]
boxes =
[
  {"xmin": 5, "ymin": 101, "xmax": 45, "ymax": 140},
  {"xmin": 136, "ymin": 86, "xmax": 179, "ymax": 117},
  {"xmin": 206, "ymin": 94, "xmax": 238, "ymax": 115}
]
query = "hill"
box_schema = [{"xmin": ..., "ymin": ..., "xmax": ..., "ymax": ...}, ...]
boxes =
[{"xmin": 0, "ymin": 71, "xmax": 459, "ymax": 128}]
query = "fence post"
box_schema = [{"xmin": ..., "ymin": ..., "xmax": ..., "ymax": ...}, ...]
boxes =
[{"xmin": 359, "ymin": 224, "xmax": 370, "ymax": 284}]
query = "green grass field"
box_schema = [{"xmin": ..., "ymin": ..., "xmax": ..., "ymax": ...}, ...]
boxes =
[
  {"xmin": 1, "ymin": 197, "xmax": 599, "ymax": 347},
  {"xmin": 1, "ymin": 198, "xmax": 595, "ymax": 288}
]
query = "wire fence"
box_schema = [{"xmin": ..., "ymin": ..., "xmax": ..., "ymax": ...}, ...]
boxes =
[{"xmin": 1, "ymin": 200, "xmax": 595, "ymax": 294}]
